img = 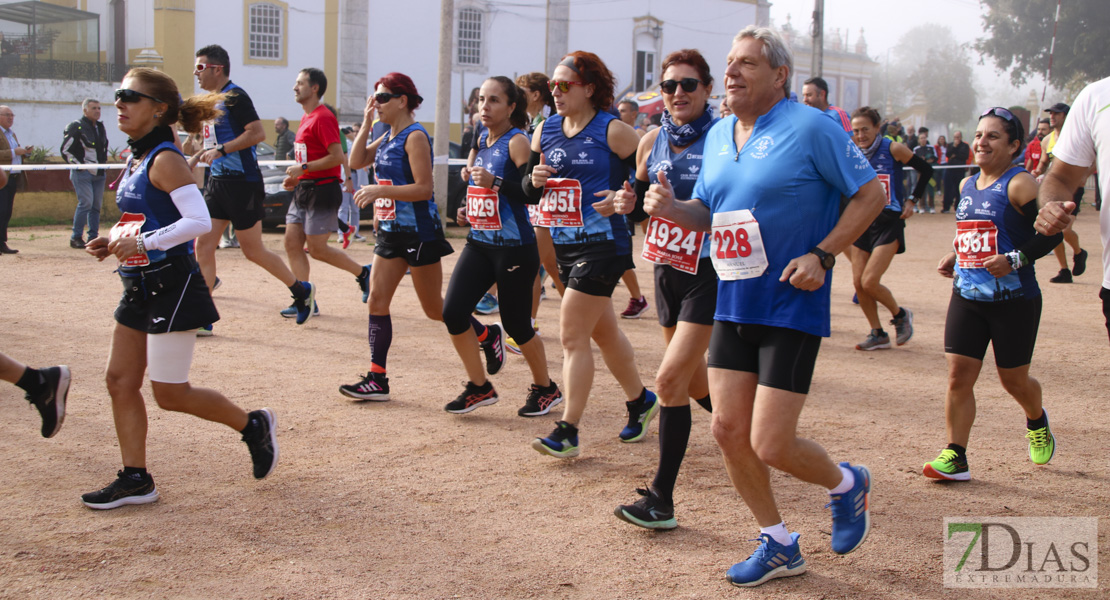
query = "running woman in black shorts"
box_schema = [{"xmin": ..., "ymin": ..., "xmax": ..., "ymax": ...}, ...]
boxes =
[
  {"xmin": 82, "ymin": 68, "xmax": 278, "ymax": 510},
  {"xmin": 343, "ymin": 73, "xmax": 500, "ymax": 401},
  {"xmin": 612, "ymin": 49, "xmax": 717, "ymax": 529},
  {"xmin": 524, "ymin": 52, "xmax": 655, "ymax": 458},
  {"xmin": 849, "ymin": 106, "xmax": 933, "ymax": 350},
  {"xmin": 923, "ymin": 107, "xmax": 1062, "ymax": 482},
  {"xmin": 443, "ymin": 76, "xmax": 562, "ymax": 416}
]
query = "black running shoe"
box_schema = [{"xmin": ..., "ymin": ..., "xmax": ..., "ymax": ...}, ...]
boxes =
[
  {"xmin": 1073, "ymin": 249, "xmax": 1088, "ymax": 277},
  {"xmin": 81, "ymin": 471, "xmax": 159, "ymax": 510},
  {"xmin": 480, "ymin": 323, "xmax": 507, "ymax": 375},
  {"xmin": 339, "ymin": 372, "xmax": 390, "ymax": 401},
  {"xmin": 444, "ymin": 381, "xmax": 499, "ymax": 414},
  {"xmin": 242, "ymin": 408, "xmax": 279, "ymax": 479},
  {"xmin": 26, "ymin": 365, "xmax": 70, "ymax": 438},
  {"xmin": 518, "ymin": 382, "xmax": 563, "ymax": 417},
  {"xmin": 1050, "ymin": 268, "xmax": 1073, "ymax": 284},
  {"xmin": 357, "ymin": 264, "xmax": 372, "ymax": 303},
  {"xmin": 615, "ymin": 487, "xmax": 677, "ymax": 530}
]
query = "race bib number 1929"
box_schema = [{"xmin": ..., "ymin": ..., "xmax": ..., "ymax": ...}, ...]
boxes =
[
  {"xmin": 710, "ymin": 209, "xmax": 768, "ymax": 280},
  {"xmin": 465, "ymin": 185, "xmax": 502, "ymax": 230}
]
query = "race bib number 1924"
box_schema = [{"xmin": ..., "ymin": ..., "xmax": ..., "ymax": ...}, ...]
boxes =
[{"xmin": 642, "ymin": 216, "xmax": 703, "ymax": 275}]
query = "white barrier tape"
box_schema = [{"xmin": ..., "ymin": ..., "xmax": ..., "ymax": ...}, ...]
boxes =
[
  {"xmin": 433, "ymin": 154, "xmax": 449, "ymax": 165},
  {"xmin": 0, "ymin": 159, "xmax": 301, "ymax": 172}
]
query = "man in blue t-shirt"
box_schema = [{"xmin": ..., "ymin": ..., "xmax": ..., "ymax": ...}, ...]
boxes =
[{"xmin": 644, "ymin": 26, "xmax": 885, "ymax": 587}]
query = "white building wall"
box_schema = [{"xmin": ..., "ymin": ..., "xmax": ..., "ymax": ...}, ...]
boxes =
[{"xmin": 0, "ymin": 78, "xmax": 126, "ymax": 152}]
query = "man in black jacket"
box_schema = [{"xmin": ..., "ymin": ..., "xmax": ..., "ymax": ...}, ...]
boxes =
[
  {"xmin": 61, "ymin": 98, "xmax": 108, "ymax": 248},
  {"xmin": 941, "ymin": 130, "xmax": 970, "ymax": 213}
]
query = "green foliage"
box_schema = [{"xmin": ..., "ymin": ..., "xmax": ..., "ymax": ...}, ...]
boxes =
[
  {"xmin": 24, "ymin": 146, "xmax": 55, "ymax": 164},
  {"xmin": 108, "ymin": 146, "xmax": 126, "ymax": 162},
  {"xmin": 977, "ymin": 0, "xmax": 1110, "ymax": 91}
]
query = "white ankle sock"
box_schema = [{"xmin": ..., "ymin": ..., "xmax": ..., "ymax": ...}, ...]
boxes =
[
  {"xmin": 759, "ymin": 522, "xmax": 792, "ymax": 546},
  {"xmin": 829, "ymin": 465, "xmax": 856, "ymax": 495}
]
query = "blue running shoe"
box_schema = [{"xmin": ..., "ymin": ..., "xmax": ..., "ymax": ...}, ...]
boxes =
[
  {"xmin": 726, "ymin": 532, "xmax": 806, "ymax": 587},
  {"xmin": 619, "ymin": 390, "xmax": 659, "ymax": 443},
  {"xmin": 281, "ymin": 300, "xmax": 319, "ymax": 319},
  {"xmin": 357, "ymin": 265, "xmax": 372, "ymax": 303},
  {"xmin": 531, "ymin": 420, "xmax": 579, "ymax": 458},
  {"xmin": 295, "ymin": 282, "xmax": 316, "ymax": 325},
  {"xmin": 474, "ymin": 292, "xmax": 499, "ymax": 315},
  {"xmin": 827, "ymin": 462, "xmax": 871, "ymax": 555}
]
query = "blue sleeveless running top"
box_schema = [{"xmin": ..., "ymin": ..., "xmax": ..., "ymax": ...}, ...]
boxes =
[
  {"xmin": 115, "ymin": 141, "xmax": 192, "ymax": 271},
  {"xmin": 868, "ymin": 137, "xmax": 906, "ymax": 213},
  {"xmin": 374, "ymin": 122, "xmax": 443, "ymax": 240},
  {"xmin": 468, "ymin": 128, "xmax": 534, "ymax": 247},
  {"xmin": 953, "ymin": 166, "xmax": 1039, "ymax": 301},
  {"xmin": 209, "ymin": 81, "xmax": 261, "ymax": 181},
  {"xmin": 647, "ymin": 124, "xmax": 716, "ymax": 261},
  {"xmin": 539, "ymin": 111, "xmax": 631, "ymax": 253}
]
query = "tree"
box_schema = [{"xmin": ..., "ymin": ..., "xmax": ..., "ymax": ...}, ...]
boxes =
[
  {"xmin": 977, "ymin": 0, "xmax": 1110, "ymax": 92},
  {"xmin": 888, "ymin": 25, "xmax": 977, "ymax": 128}
]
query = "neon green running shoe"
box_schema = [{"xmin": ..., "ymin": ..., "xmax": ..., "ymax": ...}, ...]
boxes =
[
  {"xmin": 1026, "ymin": 412, "xmax": 1056, "ymax": 465},
  {"xmin": 923, "ymin": 448, "xmax": 970, "ymax": 481}
]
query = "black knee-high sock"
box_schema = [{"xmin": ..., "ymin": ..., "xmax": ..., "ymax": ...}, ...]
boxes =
[{"xmin": 651, "ymin": 404, "xmax": 691, "ymax": 504}]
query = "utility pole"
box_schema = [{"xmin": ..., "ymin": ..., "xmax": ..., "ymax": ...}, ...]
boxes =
[
  {"xmin": 810, "ymin": 0, "xmax": 824, "ymax": 78},
  {"xmin": 434, "ymin": 0, "xmax": 454, "ymax": 230}
]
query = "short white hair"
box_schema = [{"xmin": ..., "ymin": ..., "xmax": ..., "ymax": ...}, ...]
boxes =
[
  {"xmin": 82, "ymin": 98, "xmax": 100, "ymax": 109},
  {"xmin": 734, "ymin": 26, "xmax": 793, "ymax": 98}
]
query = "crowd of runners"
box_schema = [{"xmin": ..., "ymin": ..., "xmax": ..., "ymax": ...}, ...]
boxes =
[{"xmin": 4, "ymin": 25, "xmax": 1110, "ymax": 590}]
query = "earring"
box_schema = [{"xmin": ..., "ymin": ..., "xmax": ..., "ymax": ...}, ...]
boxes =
[{"xmin": 155, "ymin": 113, "xmax": 163, "ymax": 118}]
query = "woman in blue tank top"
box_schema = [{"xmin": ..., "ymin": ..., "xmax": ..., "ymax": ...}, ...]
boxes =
[
  {"xmin": 611, "ymin": 49, "xmax": 717, "ymax": 530},
  {"xmin": 523, "ymin": 51, "xmax": 655, "ymax": 459},
  {"xmin": 343, "ymin": 73, "xmax": 493, "ymax": 402},
  {"xmin": 848, "ymin": 106, "xmax": 933, "ymax": 351},
  {"xmin": 81, "ymin": 68, "xmax": 280, "ymax": 510},
  {"xmin": 923, "ymin": 107, "xmax": 1063, "ymax": 482},
  {"xmin": 441, "ymin": 76, "xmax": 562, "ymax": 417}
]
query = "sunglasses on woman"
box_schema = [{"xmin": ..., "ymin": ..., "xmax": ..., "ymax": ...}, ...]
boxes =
[
  {"xmin": 548, "ymin": 80, "xmax": 586, "ymax": 93},
  {"xmin": 980, "ymin": 106, "xmax": 1016, "ymax": 122},
  {"xmin": 115, "ymin": 88, "xmax": 164, "ymax": 104},
  {"xmin": 374, "ymin": 92, "xmax": 404, "ymax": 104},
  {"xmin": 660, "ymin": 78, "xmax": 702, "ymax": 95}
]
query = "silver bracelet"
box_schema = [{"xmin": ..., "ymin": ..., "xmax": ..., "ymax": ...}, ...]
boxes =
[{"xmin": 135, "ymin": 233, "xmax": 146, "ymax": 255}]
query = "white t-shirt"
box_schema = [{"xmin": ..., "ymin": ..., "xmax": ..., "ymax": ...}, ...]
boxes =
[{"xmin": 1051, "ymin": 76, "xmax": 1110, "ymax": 288}]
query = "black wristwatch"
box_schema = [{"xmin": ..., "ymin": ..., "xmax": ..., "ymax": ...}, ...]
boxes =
[
  {"xmin": 301, "ymin": 163, "xmax": 309, "ymax": 173},
  {"xmin": 809, "ymin": 246, "xmax": 835, "ymax": 270},
  {"xmin": 491, "ymin": 176, "xmax": 503, "ymax": 192},
  {"xmin": 216, "ymin": 143, "xmax": 228, "ymax": 157}
]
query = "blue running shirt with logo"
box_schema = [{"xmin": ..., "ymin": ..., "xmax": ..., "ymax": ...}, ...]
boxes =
[
  {"xmin": 647, "ymin": 122, "xmax": 716, "ymax": 261},
  {"xmin": 953, "ymin": 166, "xmax": 1039, "ymax": 301},
  {"xmin": 467, "ymin": 128, "xmax": 535, "ymax": 247},
  {"xmin": 868, "ymin": 137, "xmax": 907, "ymax": 213},
  {"xmin": 115, "ymin": 141, "xmax": 193, "ymax": 270},
  {"xmin": 207, "ymin": 82, "xmax": 261, "ymax": 181},
  {"xmin": 693, "ymin": 98, "xmax": 876, "ymax": 337},
  {"xmin": 539, "ymin": 111, "xmax": 631, "ymax": 253},
  {"xmin": 374, "ymin": 123, "xmax": 444, "ymax": 240}
]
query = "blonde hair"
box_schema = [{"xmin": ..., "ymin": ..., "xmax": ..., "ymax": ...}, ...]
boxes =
[{"xmin": 124, "ymin": 67, "xmax": 225, "ymax": 134}]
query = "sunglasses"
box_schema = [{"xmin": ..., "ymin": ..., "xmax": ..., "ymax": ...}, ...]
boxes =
[
  {"xmin": 980, "ymin": 106, "xmax": 1015, "ymax": 122},
  {"xmin": 194, "ymin": 63, "xmax": 223, "ymax": 73},
  {"xmin": 548, "ymin": 80, "xmax": 586, "ymax": 93},
  {"xmin": 374, "ymin": 92, "xmax": 404, "ymax": 104},
  {"xmin": 115, "ymin": 88, "xmax": 164, "ymax": 104},
  {"xmin": 660, "ymin": 78, "xmax": 702, "ymax": 95}
]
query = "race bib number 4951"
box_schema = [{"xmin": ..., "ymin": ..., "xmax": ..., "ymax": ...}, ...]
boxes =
[
  {"xmin": 374, "ymin": 178, "xmax": 396, "ymax": 221},
  {"xmin": 109, "ymin": 212, "xmax": 150, "ymax": 267},
  {"xmin": 535, "ymin": 178, "xmax": 583, "ymax": 227},
  {"xmin": 465, "ymin": 185, "xmax": 502, "ymax": 230},
  {"xmin": 954, "ymin": 220, "xmax": 998, "ymax": 268},
  {"xmin": 710, "ymin": 209, "xmax": 768, "ymax": 280},
  {"xmin": 642, "ymin": 216, "xmax": 704, "ymax": 275}
]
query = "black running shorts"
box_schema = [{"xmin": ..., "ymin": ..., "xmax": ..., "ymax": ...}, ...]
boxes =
[
  {"xmin": 204, "ymin": 177, "xmax": 265, "ymax": 230},
  {"xmin": 943, "ymin": 290, "xmax": 1041, "ymax": 368},
  {"xmin": 115, "ymin": 255, "xmax": 219, "ymax": 334},
  {"xmin": 374, "ymin": 230, "xmax": 454, "ymax": 267},
  {"xmin": 853, "ymin": 209, "xmax": 906, "ymax": 254},
  {"xmin": 554, "ymin": 242, "xmax": 634, "ymax": 298},
  {"xmin": 653, "ymin": 258, "xmax": 717, "ymax": 327},
  {"xmin": 707, "ymin": 321, "xmax": 822, "ymax": 394}
]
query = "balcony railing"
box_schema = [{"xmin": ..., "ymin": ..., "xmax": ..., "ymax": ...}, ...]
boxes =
[{"xmin": 0, "ymin": 56, "xmax": 132, "ymax": 82}]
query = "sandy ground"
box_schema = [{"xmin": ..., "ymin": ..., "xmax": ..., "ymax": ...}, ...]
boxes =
[{"xmin": 0, "ymin": 209, "xmax": 1107, "ymax": 599}]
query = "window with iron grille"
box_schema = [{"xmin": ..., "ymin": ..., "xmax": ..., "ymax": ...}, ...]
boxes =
[
  {"xmin": 457, "ymin": 7, "xmax": 483, "ymax": 66},
  {"xmin": 249, "ymin": 3, "xmax": 283, "ymax": 61}
]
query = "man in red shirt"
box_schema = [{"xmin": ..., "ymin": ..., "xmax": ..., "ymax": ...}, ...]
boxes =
[
  {"xmin": 1024, "ymin": 118, "xmax": 1049, "ymax": 172},
  {"xmin": 283, "ymin": 68, "xmax": 371, "ymax": 306}
]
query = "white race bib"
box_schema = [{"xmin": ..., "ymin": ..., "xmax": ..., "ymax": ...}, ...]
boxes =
[
  {"xmin": 710, "ymin": 209, "xmax": 768, "ymax": 280},
  {"xmin": 375, "ymin": 177, "xmax": 396, "ymax": 221},
  {"xmin": 293, "ymin": 142, "xmax": 307, "ymax": 166},
  {"xmin": 202, "ymin": 122, "xmax": 217, "ymax": 150}
]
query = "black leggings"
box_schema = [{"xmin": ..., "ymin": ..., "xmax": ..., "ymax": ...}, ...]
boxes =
[{"xmin": 443, "ymin": 242, "xmax": 540, "ymax": 343}]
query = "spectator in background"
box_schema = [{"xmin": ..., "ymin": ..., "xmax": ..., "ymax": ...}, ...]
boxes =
[
  {"xmin": 1024, "ymin": 118, "xmax": 1049, "ymax": 172},
  {"xmin": 0, "ymin": 105, "xmax": 32, "ymax": 254},
  {"xmin": 719, "ymin": 97, "xmax": 732, "ymax": 117},
  {"xmin": 618, "ymin": 99, "xmax": 645, "ymax": 138},
  {"xmin": 273, "ymin": 116, "xmax": 295, "ymax": 161},
  {"xmin": 61, "ymin": 98, "xmax": 109, "ymax": 249},
  {"xmin": 942, "ymin": 130, "xmax": 970, "ymax": 213},
  {"xmin": 801, "ymin": 76, "xmax": 852, "ymax": 134},
  {"xmin": 1035, "ymin": 103, "xmax": 1088, "ymax": 284},
  {"xmin": 913, "ymin": 129, "xmax": 937, "ymax": 213}
]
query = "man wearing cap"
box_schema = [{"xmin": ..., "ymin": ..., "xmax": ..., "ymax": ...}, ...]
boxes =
[{"xmin": 1035, "ymin": 102, "xmax": 1088, "ymax": 284}]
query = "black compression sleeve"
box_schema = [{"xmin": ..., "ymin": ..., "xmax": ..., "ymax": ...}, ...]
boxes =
[
  {"xmin": 623, "ymin": 153, "xmax": 638, "ymax": 172},
  {"xmin": 628, "ymin": 178, "xmax": 650, "ymax": 223},
  {"xmin": 499, "ymin": 161, "xmax": 531, "ymax": 205},
  {"xmin": 905, "ymin": 154, "xmax": 934, "ymax": 200},
  {"xmin": 1014, "ymin": 203, "xmax": 1064, "ymax": 261},
  {"xmin": 522, "ymin": 150, "xmax": 544, "ymax": 202}
]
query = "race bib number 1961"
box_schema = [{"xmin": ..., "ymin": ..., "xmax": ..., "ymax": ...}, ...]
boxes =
[
  {"xmin": 954, "ymin": 220, "xmax": 998, "ymax": 268},
  {"xmin": 109, "ymin": 212, "xmax": 150, "ymax": 268},
  {"xmin": 710, "ymin": 209, "xmax": 768, "ymax": 280},
  {"xmin": 374, "ymin": 177, "xmax": 396, "ymax": 221},
  {"xmin": 642, "ymin": 216, "xmax": 704, "ymax": 275},
  {"xmin": 535, "ymin": 178, "xmax": 583, "ymax": 227},
  {"xmin": 465, "ymin": 185, "xmax": 502, "ymax": 230}
]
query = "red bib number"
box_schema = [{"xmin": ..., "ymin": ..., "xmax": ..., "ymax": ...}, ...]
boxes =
[
  {"xmin": 109, "ymin": 212, "xmax": 150, "ymax": 267},
  {"xmin": 535, "ymin": 178, "xmax": 583, "ymax": 227},
  {"xmin": 202, "ymin": 122, "xmax": 217, "ymax": 150},
  {"xmin": 710, "ymin": 209, "xmax": 768, "ymax": 280},
  {"xmin": 527, "ymin": 204, "xmax": 543, "ymax": 227},
  {"xmin": 293, "ymin": 142, "xmax": 307, "ymax": 165},
  {"xmin": 374, "ymin": 177, "xmax": 396, "ymax": 221},
  {"xmin": 642, "ymin": 216, "xmax": 704, "ymax": 275},
  {"xmin": 877, "ymin": 173, "xmax": 893, "ymax": 206},
  {"xmin": 465, "ymin": 186, "xmax": 502, "ymax": 230},
  {"xmin": 954, "ymin": 220, "xmax": 998, "ymax": 268}
]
